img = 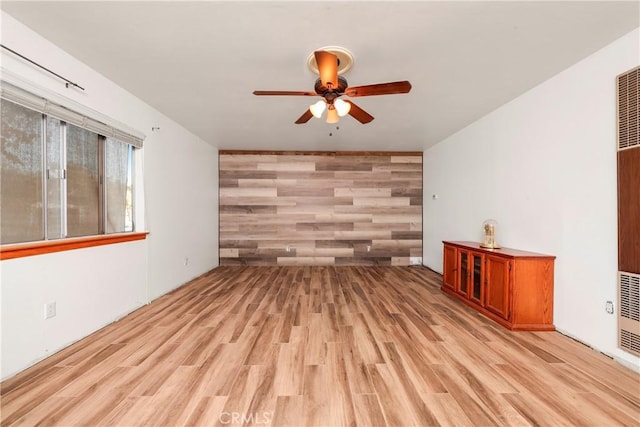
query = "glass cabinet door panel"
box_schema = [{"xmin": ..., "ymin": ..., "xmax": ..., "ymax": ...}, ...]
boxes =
[
  {"xmin": 472, "ymin": 254, "xmax": 483, "ymax": 302},
  {"xmin": 459, "ymin": 252, "xmax": 468, "ymax": 295}
]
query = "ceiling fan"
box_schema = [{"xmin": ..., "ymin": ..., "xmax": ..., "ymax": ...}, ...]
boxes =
[{"xmin": 253, "ymin": 49, "xmax": 412, "ymax": 124}]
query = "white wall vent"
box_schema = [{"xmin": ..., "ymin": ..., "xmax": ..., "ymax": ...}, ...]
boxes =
[
  {"xmin": 617, "ymin": 66, "xmax": 639, "ymax": 151},
  {"xmin": 618, "ymin": 271, "xmax": 640, "ymax": 357}
]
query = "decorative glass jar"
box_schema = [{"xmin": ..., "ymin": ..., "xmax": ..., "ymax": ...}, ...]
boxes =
[{"xmin": 480, "ymin": 219, "xmax": 500, "ymax": 249}]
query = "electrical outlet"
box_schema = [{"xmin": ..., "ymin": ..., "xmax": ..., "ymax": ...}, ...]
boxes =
[
  {"xmin": 410, "ymin": 257, "xmax": 423, "ymax": 265},
  {"xmin": 44, "ymin": 301, "xmax": 56, "ymax": 319},
  {"xmin": 366, "ymin": 245, "xmax": 371, "ymax": 252},
  {"xmin": 183, "ymin": 257, "xmax": 189, "ymax": 266},
  {"xmin": 605, "ymin": 301, "xmax": 614, "ymax": 314},
  {"xmin": 286, "ymin": 245, "xmax": 291, "ymax": 253}
]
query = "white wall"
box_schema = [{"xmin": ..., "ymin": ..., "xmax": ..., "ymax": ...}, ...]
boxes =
[
  {"xmin": 423, "ymin": 28, "xmax": 639, "ymax": 369},
  {"xmin": 0, "ymin": 12, "xmax": 219, "ymax": 380},
  {"xmin": 145, "ymin": 122, "xmax": 219, "ymax": 300}
]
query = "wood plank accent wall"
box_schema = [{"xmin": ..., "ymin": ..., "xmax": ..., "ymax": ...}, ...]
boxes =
[{"xmin": 219, "ymin": 151, "xmax": 422, "ymax": 266}]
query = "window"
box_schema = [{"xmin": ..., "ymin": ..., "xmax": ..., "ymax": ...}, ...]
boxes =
[
  {"xmin": 105, "ymin": 138, "xmax": 134, "ymax": 234},
  {"xmin": 0, "ymin": 99, "xmax": 137, "ymax": 245},
  {"xmin": 0, "ymin": 100, "xmax": 44, "ymax": 243}
]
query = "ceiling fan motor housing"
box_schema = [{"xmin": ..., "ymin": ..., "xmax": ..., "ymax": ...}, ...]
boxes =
[{"xmin": 315, "ymin": 76, "xmax": 348, "ymax": 98}]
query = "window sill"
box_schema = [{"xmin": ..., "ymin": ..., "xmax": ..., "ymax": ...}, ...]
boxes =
[{"xmin": 0, "ymin": 232, "xmax": 149, "ymax": 261}]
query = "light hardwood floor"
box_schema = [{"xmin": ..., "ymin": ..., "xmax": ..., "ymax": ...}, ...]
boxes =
[{"xmin": 2, "ymin": 266, "xmax": 639, "ymax": 426}]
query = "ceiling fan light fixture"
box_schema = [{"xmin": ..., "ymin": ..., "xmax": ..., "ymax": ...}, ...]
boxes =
[
  {"xmin": 254, "ymin": 47, "xmax": 411, "ymax": 125},
  {"xmin": 334, "ymin": 98, "xmax": 351, "ymax": 117},
  {"xmin": 309, "ymin": 99, "xmax": 326, "ymax": 118},
  {"xmin": 326, "ymin": 106, "xmax": 339, "ymax": 124}
]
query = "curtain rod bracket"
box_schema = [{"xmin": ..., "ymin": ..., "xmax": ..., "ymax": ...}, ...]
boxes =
[{"xmin": 1, "ymin": 44, "xmax": 85, "ymax": 91}]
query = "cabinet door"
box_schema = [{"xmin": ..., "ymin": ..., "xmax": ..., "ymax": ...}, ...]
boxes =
[
  {"xmin": 457, "ymin": 250, "xmax": 469, "ymax": 296},
  {"xmin": 485, "ymin": 255, "xmax": 511, "ymax": 319},
  {"xmin": 470, "ymin": 252, "xmax": 484, "ymax": 305},
  {"xmin": 443, "ymin": 245, "xmax": 457, "ymax": 291}
]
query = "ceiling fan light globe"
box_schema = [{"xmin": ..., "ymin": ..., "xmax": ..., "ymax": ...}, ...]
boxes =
[
  {"xmin": 310, "ymin": 100, "xmax": 326, "ymax": 118},
  {"xmin": 326, "ymin": 106, "xmax": 339, "ymax": 124},
  {"xmin": 334, "ymin": 99, "xmax": 351, "ymax": 117}
]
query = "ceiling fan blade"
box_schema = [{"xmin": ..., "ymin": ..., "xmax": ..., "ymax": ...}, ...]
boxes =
[
  {"xmin": 253, "ymin": 90, "xmax": 317, "ymax": 96},
  {"xmin": 344, "ymin": 81, "xmax": 412, "ymax": 97},
  {"xmin": 295, "ymin": 109, "xmax": 314, "ymax": 124},
  {"xmin": 315, "ymin": 51, "xmax": 339, "ymax": 90},
  {"xmin": 345, "ymin": 100, "xmax": 374, "ymax": 124}
]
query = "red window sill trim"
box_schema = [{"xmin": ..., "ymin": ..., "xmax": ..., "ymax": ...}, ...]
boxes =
[{"xmin": 0, "ymin": 232, "xmax": 149, "ymax": 261}]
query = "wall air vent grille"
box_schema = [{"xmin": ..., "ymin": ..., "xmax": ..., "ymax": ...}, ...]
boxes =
[
  {"xmin": 620, "ymin": 272, "xmax": 640, "ymax": 321},
  {"xmin": 618, "ymin": 271, "xmax": 640, "ymax": 357},
  {"xmin": 620, "ymin": 330, "xmax": 640, "ymax": 356},
  {"xmin": 617, "ymin": 67, "xmax": 639, "ymax": 151}
]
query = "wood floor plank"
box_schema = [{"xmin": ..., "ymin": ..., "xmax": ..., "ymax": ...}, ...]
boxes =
[
  {"xmin": 352, "ymin": 393, "xmax": 387, "ymax": 427},
  {"xmin": 430, "ymin": 363, "xmax": 501, "ymax": 426},
  {"xmin": 276, "ymin": 301, "xmax": 294, "ymax": 343},
  {"xmin": 325, "ymin": 342, "xmax": 357, "ymax": 427},
  {"xmin": 216, "ymin": 365, "xmax": 263, "ymax": 426},
  {"xmin": 549, "ymin": 362, "xmax": 640, "ymax": 418},
  {"xmin": 302, "ymin": 364, "xmax": 333, "ymax": 427},
  {"xmin": 243, "ymin": 347, "xmax": 279, "ymax": 423},
  {"xmin": 432, "ymin": 348, "xmax": 525, "ymax": 425},
  {"xmin": 147, "ymin": 366, "xmax": 205, "ymax": 427},
  {"xmin": 304, "ymin": 314, "xmax": 327, "ymax": 366},
  {"xmin": 433, "ymin": 323, "xmax": 507, "ymax": 365},
  {"xmin": 245, "ymin": 314, "xmax": 279, "ymax": 365},
  {"xmin": 9, "ymin": 396, "xmax": 73, "ymax": 426},
  {"xmin": 379, "ymin": 342, "xmax": 440, "ymax": 426},
  {"xmin": 383, "ymin": 327, "xmax": 447, "ymax": 393},
  {"xmin": 200, "ymin": 337, "xmax": 258, "ymax": 397},
  {"xmin": 501, "ymin": 392, "xmax": 575, "ymax": 427},
  {"xmin": 339, "ymin": 326, "xmax": 375, "ymax": 395},
  {"xmin": 421, "ymin": 393, "xmax": 475, "ymax": 427},
  {"xmin": 97, "ymin": 396, "xmax": 140, "ymax": 426},
  {"xmin": 274, "ymin": 343, "xmax": 304, "ymax": 396},
  {"xmin": 390, "ymin": 314, "xmax": 444, "ymax": 364},
  {"xmin": 183, "ymin": 396, "xmax": 228, "ymax": 427},
  {"xmin": 351, "ymin": 313, "xmax": 385, "ymax": 364},
  {"xmin": 575, "ymin": 391, "xmax": 640, "ymax": 426},
  {"xmin": 75, "ymin": 389, "xmax": 129, "ymax": 427},
  {"xmin": 436, "ymin": 342, "xmax": 517, "ymax": 395},
  {"xmin": 1, "ymin": 344, "xmax": 126, "ymax": 425},
  {"xmin": 530, "ymin": 330, "xmax": 640, "ymax": 404},
  {"xmin": 292, "ymin": 294, "xmax": 309, "ymax": 327},
  {"xmin": 271, "ymin": 395, "xmax": 303, "ymax": 427},
  {"xmin": 105, "ymin": 395, "xmax": 156, "ymax": 427},
  {"xmin": 322, "ymin": 302, "xmax": 341, "ymax": 343},
  {"xmin": 495, "ymin": 363, "xmax": 595, "ymax": 425},
  {"xmin": 182, "ymin": 321, "xmax": 234, "ymax": 366},
  {"xmin": 2, "ymin": 266, "xmax": 638, "ymax": 427},
  {"xmin": 367, "ymin": 363, "xmax": 419, "ymax": 426}
]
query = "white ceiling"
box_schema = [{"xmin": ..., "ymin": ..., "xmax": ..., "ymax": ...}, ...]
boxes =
[{"xmin": 2, "ymin": 1, "xmax": 638, "ymax": 152}]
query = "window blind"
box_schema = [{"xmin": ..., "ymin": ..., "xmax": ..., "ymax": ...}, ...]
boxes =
[{"xmin": 0, "ymin": 81, "xmax": 144, "ymax": 148}]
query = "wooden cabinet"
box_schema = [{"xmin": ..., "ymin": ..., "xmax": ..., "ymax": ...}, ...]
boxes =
[{"xmin": 442, "ymin": 241, "xmax": 555, "ymax": 331}]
